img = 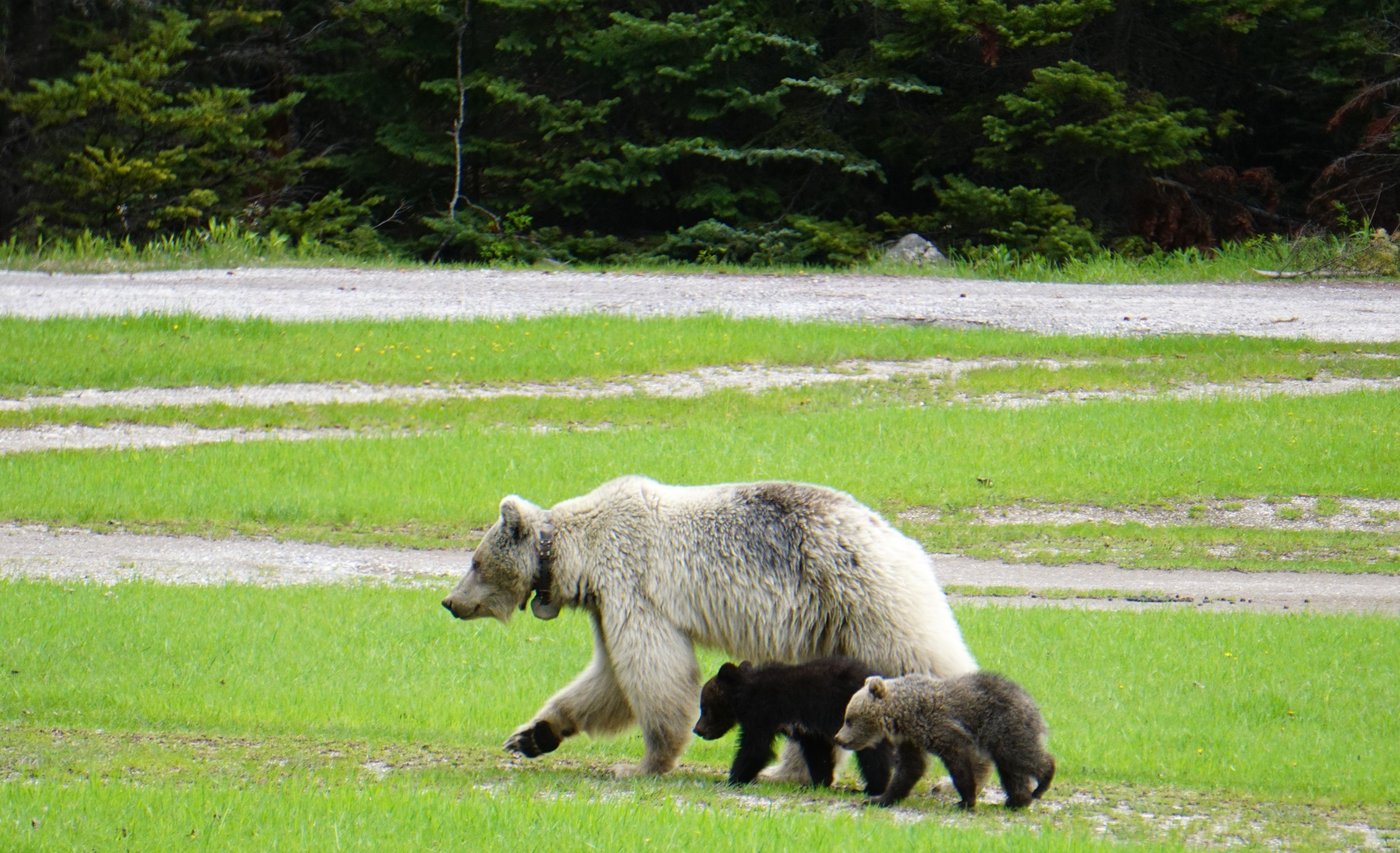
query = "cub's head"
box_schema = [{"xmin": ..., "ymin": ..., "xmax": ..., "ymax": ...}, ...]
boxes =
[
  {"xmin": 834, "ymin": 675, "xmax": 890, "ymax": 751},
  {"xmin": 693, "ymin": 661, "xmax": 751, "ymax": 740},
  {"xmin": 442, "ymin": 496, "xmax": 552, "ymax": 624}
]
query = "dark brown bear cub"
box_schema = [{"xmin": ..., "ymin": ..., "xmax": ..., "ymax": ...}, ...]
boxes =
[
  {"xmin": 835, "ymin": 672, "xmax": 1055, "ymax": 810},
  {"xmin": 693, "ymin": 657, "xmax": 893, "ymax": 794}
]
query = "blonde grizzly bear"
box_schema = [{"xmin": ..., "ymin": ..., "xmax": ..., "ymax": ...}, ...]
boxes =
[
  {"xmin": 442, "ymin": 476, "xmax": 977, "ymax": 777},
  {"xmin": 835, "ymin": 672, "xmax": 1054, "ymax": 809}
]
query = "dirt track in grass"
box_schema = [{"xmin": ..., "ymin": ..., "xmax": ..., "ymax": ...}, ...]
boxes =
[
  {"xmin": 3, "ymin": 359, "xmax": 1398, "ymax": 454},
  {"xmin": 2, "ymin": 523, "xmax": 1396, "ymax": 615}
]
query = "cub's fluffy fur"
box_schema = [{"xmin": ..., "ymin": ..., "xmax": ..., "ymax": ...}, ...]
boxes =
[
  {"xmin": 693, "ymin": 658, "xmax": 893, "ymax": 794},
  {"xmin": 835, "ymin": 672, "xmax": 1054, "ymax": 809},
  {"xmin": 442, "ymin": 476, "xmax": 976, "ymax": 777}
]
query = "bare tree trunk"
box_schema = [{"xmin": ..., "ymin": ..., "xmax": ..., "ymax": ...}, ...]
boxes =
[{"xmin": 447, "ymin": 0, "xmax": 470, "ymax": 221}]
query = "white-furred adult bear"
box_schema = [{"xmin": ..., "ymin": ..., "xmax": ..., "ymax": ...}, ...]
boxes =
[{"xmin": 442, "ymin": 475, "xmax": 977, "ymax": 777}]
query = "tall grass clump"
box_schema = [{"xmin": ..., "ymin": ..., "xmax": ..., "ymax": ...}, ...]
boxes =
[{"xmin": 0, "ymin": 220, "xmax": 391, "ymax": 274}]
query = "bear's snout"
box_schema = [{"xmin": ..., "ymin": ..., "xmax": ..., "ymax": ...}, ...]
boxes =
[{"xmin": 442, "ymin": 595, "xmax": 470, "ymax": 620}]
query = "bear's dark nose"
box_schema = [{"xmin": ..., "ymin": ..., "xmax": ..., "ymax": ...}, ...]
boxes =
[{"xmin": 441, "ymin": 598, "xmax": 457, "ymax": 617}]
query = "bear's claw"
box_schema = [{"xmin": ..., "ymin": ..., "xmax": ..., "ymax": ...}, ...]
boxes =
[{"xmin": 504, "ymin": 720, "xmax": 561, "ymax": 757}]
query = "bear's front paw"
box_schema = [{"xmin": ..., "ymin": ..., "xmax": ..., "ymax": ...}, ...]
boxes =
[{"xmin": 504, "ymin": 720, "xmax": 561, "ymax": 758}]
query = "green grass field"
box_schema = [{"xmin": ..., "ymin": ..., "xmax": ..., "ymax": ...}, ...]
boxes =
[
  {"xmin": 2, "ymin": 582, "xmax": 1395, "ymax": 849},
  {"xmin": 2, "ymin": 309, "xmax": 1397, "ymax": 849},
  {"xmin": 2, "ymin": 387, "xmax": 1396, "ymax": 571},
  {"xmin": 6, "ymin": 313, "xmax": 1392, "ymax": 397}
]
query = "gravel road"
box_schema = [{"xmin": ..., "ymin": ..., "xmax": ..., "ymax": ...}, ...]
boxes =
[
  {"xmin": 3, "ymin": 524, "xmax": 1394, "ymax": 615},
  {"xmin": 2, "ymin": 266, "xmax": 1398, "ymax": 340},
  {"xmin": 3, "ymin": 266, "xmax": 1396, "ymax": 610}
]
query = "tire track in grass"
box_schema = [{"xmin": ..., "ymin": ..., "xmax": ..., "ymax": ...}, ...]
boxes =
[
  {"xmin": 3, "ymin": 357, "xmax": 1398, "ymax": 454},
  {"xmin": 0, "ymin": 355, "xmax": 1076, "ymax": 412}
]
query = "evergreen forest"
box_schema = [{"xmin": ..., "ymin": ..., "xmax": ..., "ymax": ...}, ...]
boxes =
[{"xmin": 2, "ymin": 0, "xmax": 1397, "ymax": 266}]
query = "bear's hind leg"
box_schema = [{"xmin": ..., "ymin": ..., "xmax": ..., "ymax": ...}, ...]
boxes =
[
  {"xmin": 998, "ymin": 769, "xmax": 1035, "ymax": 809},
  {"xmin": 1032, "ymin": 752, "xmax": 1055, "ymax": 799},
  {"xmin": 938, "ymin": 747, "xmax": 991, "ymax": 811},
  {"xmin": 993, "ymin": 752, "xmax": 1039, "ymax": 809}
]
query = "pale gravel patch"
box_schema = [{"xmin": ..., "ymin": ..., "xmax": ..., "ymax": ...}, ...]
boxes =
[
  {"xmin": 2, "ymin": 523, "xmax": 1395, "ymax": 614},
  {"xmin": 961, "ymin": 375, "xmax": 1400, "ymax": 409},
  {"xmin": 359, "ymin": 759, "xmax": 393, "ymax": 779},
  {"xmin": 0, "ymin": 356, "xmax": 1074, "ymax": 412},
  {"xmin": 0, "ymin": 423, "xmax": 363, "ymax": 455},
  {"xmin": 2, "ymin": 267, "xmax": 1399, "ymax": 341},
  {"xmin": 931, "ymin": 555, "xmax": 1400, "ymax": 615},
  {"xmin": 900, "ymin": 496, "xmax": 1400, "ymax": 534},
  {"xmin": 0, "ymin": 523, "xmax": 463, "ymax": 587}
]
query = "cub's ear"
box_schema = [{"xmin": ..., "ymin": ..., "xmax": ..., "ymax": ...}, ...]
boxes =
[
  {"xmin": 499, "ymin": 496, "xmax": 530, "ymax": 542},
  {"xmin": 717, "ymin": 662, "xmax": 745, "ymax": 683},
  {"xmin": 865, "ymin": 676, "xmax": 888, "ymax": 700},
  {"xmin": 738, "ymin": 660, "xmax": 754, "ymax": 672}
]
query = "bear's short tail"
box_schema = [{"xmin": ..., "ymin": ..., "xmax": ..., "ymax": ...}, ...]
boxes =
[{"xmin": 1032, "ymin": 755, "xmax": 1056, "ymax": 799}]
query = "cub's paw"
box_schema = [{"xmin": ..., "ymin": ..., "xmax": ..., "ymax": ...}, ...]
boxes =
[{"xmin": 504, "ymin": 720, "xmax": 561, "ymax": 758}]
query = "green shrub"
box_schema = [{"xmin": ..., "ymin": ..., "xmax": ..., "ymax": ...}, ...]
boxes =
[
  {"xmin": 652, "ymin": 216, "xmax": 873, "ymax": 266},
  {"xmin": 929, "ymin": 176, "xmax": 1099, "ymax": 261}
]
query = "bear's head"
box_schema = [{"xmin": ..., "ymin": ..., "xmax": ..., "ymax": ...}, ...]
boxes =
[
  {"xmin": 442, "ymin": 495, "xmax": 559, "ymax": 623},
  {"xmin": 693, "ymin": 661, "xmax": 752, "ymax": 740},
  {"xmin": 834, "ymin": 675, "xmax": 890, "ymax": 751}
]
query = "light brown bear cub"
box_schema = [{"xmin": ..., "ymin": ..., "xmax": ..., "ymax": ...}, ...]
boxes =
[{"xmin": 835, "ymin": 672, "xmax": 1054, "ymax": 810}]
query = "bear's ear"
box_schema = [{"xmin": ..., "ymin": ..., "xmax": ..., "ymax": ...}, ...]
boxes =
[
  {"xmin": 499, "ymin": 497, "xmax": 530, "ymax": 542},
  {"xmin": 738, "ymin": 660, "xmax": 754, "ymax": 672},
  {"xmin": 865, "ymin": 676, "xmax": 887, "ymax": 700},
  {"xmin": 717, "ymin": 662, "xmax": 745, "ymax": 683}
]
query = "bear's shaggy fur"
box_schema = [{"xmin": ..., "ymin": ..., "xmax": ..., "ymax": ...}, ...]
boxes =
[
  {"xmin": 835, "ymin": 672, "xmax": 1054, "ymax": 810},
  {"xmin": 442, "ymin": 476, "xmax": 977, "ymax": 776},
  {"xmin": 693, "ymin": 658, "xmax": 893, "ymax": 794}
]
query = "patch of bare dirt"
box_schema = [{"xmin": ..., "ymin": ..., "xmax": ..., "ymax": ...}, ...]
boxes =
[
  {"xmin": 901, "ymin": 496, "xmax": 1400, "ymax": 534},
  {"xmin": 0, "ymin": 423, "xmax": 360, "ymax": 455},
  {"xmin": 930, "ymin": 556, "xmax": 1400, "ymax": 615},
  {"xmin": 961, "ymin": 375, "xmax": 1400, "ymax": 409},
  {"xmin": 0, "ymin": 523, "xmax": 462, "ymax": 587},
  {"xmin": 3, "ymin": 523, "xmax": 1396, "ymax": 614}
]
